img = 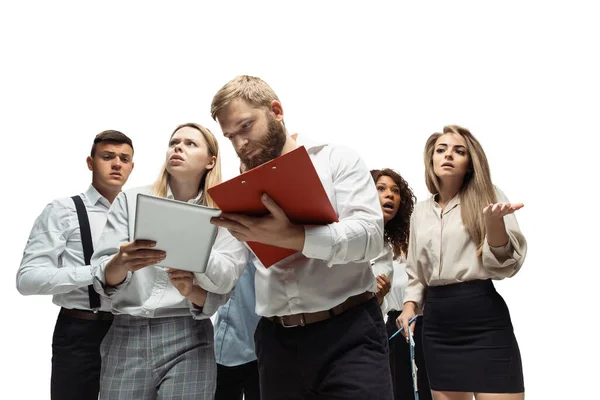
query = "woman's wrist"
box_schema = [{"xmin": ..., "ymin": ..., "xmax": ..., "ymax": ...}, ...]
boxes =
[{"xmin": 187, "ymin": 285, "xmax": 207, "ymax": 307}]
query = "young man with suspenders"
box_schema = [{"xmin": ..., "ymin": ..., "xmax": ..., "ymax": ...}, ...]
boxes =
[{"xmin": 17, "ymin": 130, "xmax": 135, "ymax": 400}]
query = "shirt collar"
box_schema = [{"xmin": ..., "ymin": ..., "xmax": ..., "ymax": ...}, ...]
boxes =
[
  {"xmin": 86, "ymin": 184, "xmax": 111, "ymax": 208},
  {"xmin": 431, "ymin": 192, "xmax": 461, "ymax": 214},
  {"xmin": 166, "ymin": 185, "xmax": 204, "ymax": 204},
  {"xmin": 293, "ymin": 133, "xmax": 327, "ymax": 153}
]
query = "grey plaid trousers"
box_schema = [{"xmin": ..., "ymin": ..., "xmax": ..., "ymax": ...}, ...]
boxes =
[{"xmin": 99, "ymin": 314, "xmax": 216, "ymax": 399}]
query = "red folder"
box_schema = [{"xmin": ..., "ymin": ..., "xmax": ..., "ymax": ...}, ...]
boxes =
[{"xmin": 207, "ymin": 146, "xmax": 338, "ymax": 267}]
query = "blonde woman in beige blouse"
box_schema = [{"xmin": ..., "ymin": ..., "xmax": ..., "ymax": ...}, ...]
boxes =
[{"xmin": 397, "ymin": 125, "xmax": 527, "ymax": 400}]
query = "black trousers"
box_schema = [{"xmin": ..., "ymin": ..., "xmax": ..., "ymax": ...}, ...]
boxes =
[
  {"xmin": 215, "ymin": 361, "xmax": 260, "ymax": 400},
  {"xmin": 254, "ymin": 297, "xmax": 393, "ymax": 400},
  {"xmin": 51, "ymin": 310, "xmax": 112, "ymax": 400},
  {"xmin": 386, "ymin": 311, "xmax": 432, "ymax": 400}
]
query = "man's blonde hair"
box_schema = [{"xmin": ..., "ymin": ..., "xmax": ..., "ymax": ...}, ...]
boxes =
[
  {"xmin": 151, "ymin": 123, "xmax": 222, "ymax": 208},
  {"xmin": 424, "ymin": 125, "xmax": 496, "ymax": 256},
  {"xmin": 211, "ymin": 75, "xmax": 280, "ymax": 121}
]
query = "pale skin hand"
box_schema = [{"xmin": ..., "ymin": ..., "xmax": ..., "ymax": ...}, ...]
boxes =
[
  {"xmin": 210, "ymin": 193, "xmax": 305, "ymax": 251},
  {"xmin": 396, "ymin": 301, "xmax": 417, "ymax": 342},
  {"xmin": 375, "ymin": 274, "xmax": 391, "ymax": 305},
  {"xmin": 483, "ymin": 202, "xmax": 524, "ymax": 247},
  {"xmin": 166, "ymin": 268, "xmax": 208, "ymax": 307},
  {"xmin": 105, "ymin": 240, "xmax": 166, "ymax": 286}
]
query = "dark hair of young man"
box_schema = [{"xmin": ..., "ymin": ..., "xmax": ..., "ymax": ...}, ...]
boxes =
[{"xmin": 90, "ymin": 130, "xmax": 134, "ymax": 157}]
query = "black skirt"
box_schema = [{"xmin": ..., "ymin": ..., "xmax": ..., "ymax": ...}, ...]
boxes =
[{"xmin": 422, "ymin": 279, "xmax": 524, "ymax": 393}]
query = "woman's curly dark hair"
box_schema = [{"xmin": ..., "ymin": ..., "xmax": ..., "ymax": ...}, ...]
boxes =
[{"xmin": 370, "ymin": 168, "xmax": 416, "ymax": 259}]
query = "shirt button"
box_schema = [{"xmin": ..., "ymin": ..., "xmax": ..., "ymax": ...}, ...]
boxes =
[
  {"xmin": 291, "ymin": 298, "xmax": 300, "ymax": 304},
  {"xmin": 145, "ymin": 311, "xmax": 150, "ymax": 315}
]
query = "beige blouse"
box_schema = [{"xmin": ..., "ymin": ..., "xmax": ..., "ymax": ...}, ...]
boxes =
[{"xmin": 404, "ymin": 186, "xmax": 527, "ymax": 309}]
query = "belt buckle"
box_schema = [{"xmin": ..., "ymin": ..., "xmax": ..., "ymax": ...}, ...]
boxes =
[{"xmin": 281, "ymin": 314, "xmax": 305, "ymax": 328}]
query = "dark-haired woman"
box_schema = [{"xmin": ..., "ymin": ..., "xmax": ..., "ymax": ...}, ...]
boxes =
[{"xmin": 370, "ymin": 168, "xmax": 432, "ymax": 400}]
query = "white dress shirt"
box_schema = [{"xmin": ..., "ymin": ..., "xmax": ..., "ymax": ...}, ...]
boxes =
[
  {"xmin": 91, "ymin": 185, "xmax": 248, "ymax": 319},
  {"xmin": 253, "ymin": 136, "xmax": 384, "ymax": 317},
  {"xmin": 17, "ymin": 185, "xmax": 113, "ymax": 311},
  {"xmin": 404, "ymin": 186, "xmax": 527, "ymax": 309},
  {"xmin": 386, "ymin": 254, "xmax": 409, "ymax": 314},
  {"xmin": 370, "ymin": 243, "xmax": 395, "ymax": 314}
]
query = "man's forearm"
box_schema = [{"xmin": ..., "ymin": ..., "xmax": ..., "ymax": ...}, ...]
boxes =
[{"xmin": 104, "ymin": 259, "xmax": 129, "ymax": 287}]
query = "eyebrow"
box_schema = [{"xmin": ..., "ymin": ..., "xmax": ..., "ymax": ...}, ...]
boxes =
[
  {"xmin": 223, "ymin": 117, "xmax": 253, "ymax": 136},
  {"xmin": 100, "ymin": 151, "xmax": 131, "ymax": 157},
  {"xmin": 436, "ymin": 143, "xmax": 466, "ymax": 149},
  {"xmin": 377, "ymin": 183, "xmax": 400, "ymax": 189},
  {"xmin": 170, "ymin": 137, "xmax": 198, "ymax": 143}
]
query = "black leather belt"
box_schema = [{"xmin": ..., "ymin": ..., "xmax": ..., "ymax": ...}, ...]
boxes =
[{"xmin": 268, "ymin": 292, "xmax": 375, "ymax": 328}]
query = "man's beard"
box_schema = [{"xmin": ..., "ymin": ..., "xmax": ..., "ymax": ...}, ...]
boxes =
[{"xmin": 238, "ymin": 114, "xmax": 287, "ymax": 171}]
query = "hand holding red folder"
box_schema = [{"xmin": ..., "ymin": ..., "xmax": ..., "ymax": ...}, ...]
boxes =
[
  {"xmin": 207, "ymin": 146, "xmax": 338, "ymax": 267},
  {"xmin": 211, "ymin": 192, "xmax": 305, "ymax": 252}
]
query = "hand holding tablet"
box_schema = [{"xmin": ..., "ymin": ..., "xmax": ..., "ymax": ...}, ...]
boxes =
[{"xmin": 133, "ymin": 194, "xmax": 222, "ymax": 273}]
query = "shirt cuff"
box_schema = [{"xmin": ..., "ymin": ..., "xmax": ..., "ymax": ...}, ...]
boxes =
[
  {"xmin": 93, "ymin": 270, "xmax": 132, "ymax": 297},
  {"xmin": 190, "ymin": 292, "xmax": 229, "ymax": 319},
  {"xmin": 302, "ymin": 225, "xmax": 333, "ymax": 261},
  {"xmin": 75, "ymin": 265, "xmax": 94, "ymax": 287},
  {"xmin": 486, "ymin": 240, "xmax": 513, "ymax": 260}
]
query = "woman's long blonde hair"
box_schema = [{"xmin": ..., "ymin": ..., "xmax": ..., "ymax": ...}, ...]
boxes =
[
  {"xmin": 424, "ymin": 125, "xmax": 496, "ymax": 255},
  {"xmin": 151, "ymin": 123, "xmax": 222, "ymax": 208}
]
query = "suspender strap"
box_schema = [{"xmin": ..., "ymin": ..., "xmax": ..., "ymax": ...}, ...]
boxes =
[{"xmin": 71, "ymin": 195, "xmax": 101, "ymax": 311}]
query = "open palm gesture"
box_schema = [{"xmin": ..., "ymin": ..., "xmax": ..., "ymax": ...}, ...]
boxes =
[{"xmin": 483, "ymin": 202, "xmax": 524, "ymax": 220}]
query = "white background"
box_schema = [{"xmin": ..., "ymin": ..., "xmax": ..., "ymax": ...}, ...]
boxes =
[{"xmin": 1, "ymin": 1, "xmax": 597, "ymax": 399}]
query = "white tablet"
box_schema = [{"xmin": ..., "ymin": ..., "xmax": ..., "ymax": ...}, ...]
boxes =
[{"xmin": 133, "ymin": 193, "xmax": 222, "ymax": 273}]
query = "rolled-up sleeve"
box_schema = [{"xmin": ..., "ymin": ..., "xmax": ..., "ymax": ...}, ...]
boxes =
[
  {"xmin": 91, "ymin": 192, "xmax": 133, "ymax": 297},
  {"xmin": 302, "ymin": 145, "xmax": 384, "ymax": 267}
]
